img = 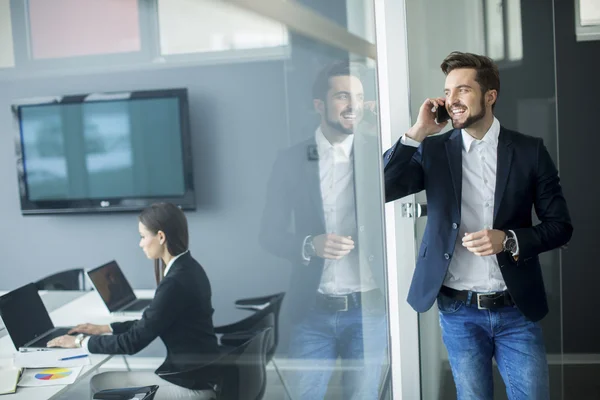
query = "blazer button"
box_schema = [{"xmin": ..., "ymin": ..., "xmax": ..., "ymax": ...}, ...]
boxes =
[
  {"xmin": 452, "ymin": 223, "xmax": 458, "ymax": 229},
  {"xmin": 444, "ymin": 253, "xmax": 450, "ymax": 260}
]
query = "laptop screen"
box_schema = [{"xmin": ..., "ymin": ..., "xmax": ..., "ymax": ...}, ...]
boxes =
[
  {"xmin": 87, "ymin": 261, "xmax": 137, "ymax": 312},
  {"xmin": 0, "ymin": 283, "xmax": 54, "ymax": 349}
]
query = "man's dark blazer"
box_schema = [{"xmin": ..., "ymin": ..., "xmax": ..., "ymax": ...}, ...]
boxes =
[
  {"xmin": 383, "ymin": 126, "xmax": 573, "ymax": 322},
  {"xmin": 259, "ymin": 131, "xmax": 386, "ymax": 322},
  {"xmin": 88, "ymin": 252, "xmax": 221, "ymax": 389}
]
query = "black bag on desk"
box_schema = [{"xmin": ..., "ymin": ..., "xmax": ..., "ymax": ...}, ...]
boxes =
[{"xmin": 92, "ymin": 385, "xmax": 159, "ymax": 400}]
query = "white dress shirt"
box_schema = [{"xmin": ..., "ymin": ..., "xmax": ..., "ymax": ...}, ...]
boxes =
[
  {"xmin": 82, "ymin": 251, "xmax": 190, "ymax": 351},
  {"xmin": 303, "ymin": 127, "xmax": 377, "ymax": 295},
  {"xmin": 402, "ymin": 118, "xmax": 518, "ymax": 292}
]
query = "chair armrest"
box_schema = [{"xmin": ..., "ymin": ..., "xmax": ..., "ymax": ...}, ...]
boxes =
[{"xmin": 93, "ymin": 385, "xmax": 158, "ymax": 400}]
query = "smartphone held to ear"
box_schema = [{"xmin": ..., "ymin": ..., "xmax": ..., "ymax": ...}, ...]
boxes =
[{"xmin": 435, "ymin": 106, "xmax": 450, "ymax": 124}]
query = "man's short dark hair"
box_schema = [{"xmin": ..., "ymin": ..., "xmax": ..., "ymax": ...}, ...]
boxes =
[
  {"xmin": 440, "ymin": 52, "xmax": 500, "ymax": 107},
  {"xmin": 312, "ymin": 60, "xmax": 364, "ymax": 101}
]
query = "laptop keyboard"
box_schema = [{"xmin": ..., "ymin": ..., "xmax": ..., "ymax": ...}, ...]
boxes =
[{"xmin": 122, "ymin": 299, "xmax": 151, "ymax": 312}]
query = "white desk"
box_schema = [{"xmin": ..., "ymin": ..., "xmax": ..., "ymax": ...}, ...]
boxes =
[{"xmin": 0, "ymin": 289, "xmax": 154, "ymax": 399}]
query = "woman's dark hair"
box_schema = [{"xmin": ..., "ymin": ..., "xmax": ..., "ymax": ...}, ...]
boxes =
[
  {"xmin": 139, "ymin": 202, "xmax": 188, "ymax": 256},
  {"xmin": 440, "ymin": 51, "xmax": 500, "ymax": 108},
  {"xmin": 312, "ymin": 60, "xmax": 364, "ymax": 101}
]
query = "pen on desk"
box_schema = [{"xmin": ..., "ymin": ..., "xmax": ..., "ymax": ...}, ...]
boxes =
[{"xmin": 59, "ymin": 354, "xmax": 89, "ymax": 361}]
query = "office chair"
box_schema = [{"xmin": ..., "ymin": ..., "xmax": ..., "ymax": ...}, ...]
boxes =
[
  {"xmin": 35, "ymin": 268, "xmax": 88, "ymax": 291},
  {"xmin": 218, "ymin": 292, "xmax": 285, "ymax": 362},
  {"xmin": 216, "ymin": 293, "xmax": 288, "ymax": 398},
  {"xmin": 157, "ymin": 327, "xmax": 272, "ymax": 400}
]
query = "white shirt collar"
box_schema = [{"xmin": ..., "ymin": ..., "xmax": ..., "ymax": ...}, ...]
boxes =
[
  {"xmin": 461, "ymin": 117, "xmax": 500, "ymax": 152},
  {"xmin": 315, "ymin": 127, "xmax": 354, "ymax": 159},
  {"xmin": 164, "ymin": 250, "xmax": 189, "ymax": 277}
]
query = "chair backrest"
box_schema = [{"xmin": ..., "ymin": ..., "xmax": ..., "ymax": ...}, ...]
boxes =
[
  {"xmin": 35, "ymin": 268, "xmax": 87, "ymax": 291},
  {"xmin": 234, "ymin": 293, "xmax": 284, "ymax": 361},
  {"xmin": 219, "ymin": 327, "xmax": 272, "ymax": 400}
]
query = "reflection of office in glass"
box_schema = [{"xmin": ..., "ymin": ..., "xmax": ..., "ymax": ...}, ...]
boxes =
[
  {"xmin": 485, "ymin": 0, "xmax": 523, "ymax": 62},
  {"xmin": 157, "ymin": 0, "xmax": 288, "ymax": 55},
  {"xmin": 27, "ymin": 0, "xmax": 141, "ymax": 59},
  {"xmin": 576, "ymin": 0, "xmax": 600, "ymax": 41},
  {"xmin": 83, "ymin": 103, "xmax": 134, "ymax": 199},
  {"xmin": 20, "ymin": 107, "xmax": 68, "ymax": 199},
  {"xmin": 0, "ymin": 0, "xmax": 15, "ymax": 68}
]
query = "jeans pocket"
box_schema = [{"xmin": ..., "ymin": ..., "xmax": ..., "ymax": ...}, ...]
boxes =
[{"xmin": 436, "ymin": 294, "xmax": 464, "ymax": 314}]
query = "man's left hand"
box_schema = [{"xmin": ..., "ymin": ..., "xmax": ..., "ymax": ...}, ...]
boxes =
[
  {"xmin": 462, "ymin": 229, "xmax": 506, "ymax": 256},
  {"xmin": 47, "ymin": 335, "xmax": 78, "ymax": 348}
]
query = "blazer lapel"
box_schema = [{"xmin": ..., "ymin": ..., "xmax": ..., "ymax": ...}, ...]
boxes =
[
  {"xmin": 445, "ymin": 130, "xmax": 463, "ymax": 216},
  {"xmin": 494, "ymin": 128, "xmax": 514, "ymax": 222},
  {"xmin": 304, "ymin": 141, "xmax": 326, "ymax": 229}
]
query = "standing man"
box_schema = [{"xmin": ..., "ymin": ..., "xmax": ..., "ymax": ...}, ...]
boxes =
[
  {"xmin": 260, "ymin": 61, "xmax": 387, "ymax": 399},
  {"xmin": 384, "ymin": 52, "xmax": 572, "ymax": 399}
]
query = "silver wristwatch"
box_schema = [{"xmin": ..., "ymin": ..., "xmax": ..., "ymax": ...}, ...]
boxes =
[
  {"xmin": 502, "ymin": 230, "xmax": 517, "ymax": 253},
  {"xmin": 303, "ymin": 235, "xmax": 316, "ymax": 258},
  {"xmin": 74, "ymin": 333, "xmax": 85, "ymax": 348}
]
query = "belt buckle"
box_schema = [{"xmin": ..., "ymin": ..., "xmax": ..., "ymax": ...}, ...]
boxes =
[
  {"xmin": 331, "ymin": 295, "xmax": 349, "ymax": 312},
  {"xmin": 476, "ymin": 292, "xmax": 496, "ymax": 310}
]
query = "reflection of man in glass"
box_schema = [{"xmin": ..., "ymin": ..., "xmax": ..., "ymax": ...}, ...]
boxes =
[{"xmin": 260, "ymin": 61, "xmax": 387, "ymax": 399}]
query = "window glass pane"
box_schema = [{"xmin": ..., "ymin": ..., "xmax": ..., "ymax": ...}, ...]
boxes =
[
  {"xmin": 580, "ymin": 0, "xmax": 600, "ymax": 26},
  {"xmin": 485, "ymin": 0, "xmax": 505, "ymax": 60},
  {"xmin": 28, "ymin": 0, "xmax": 141, "ymax": 59},
  {"xmin": 506, "ymin": 0, "xmax": 523, "ymax": 61},
  {"xmin": 0, "ymin": 0, "xmax": 15, "ymax": 68},
  {"xmin": 157, "ymin": 0, "xmax": 288, "ymax": 55}
]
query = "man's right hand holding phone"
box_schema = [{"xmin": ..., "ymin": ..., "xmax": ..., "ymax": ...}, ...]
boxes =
[{"xmin": 406, "ymin": 97, "xmax": 449, "ymax": 143}]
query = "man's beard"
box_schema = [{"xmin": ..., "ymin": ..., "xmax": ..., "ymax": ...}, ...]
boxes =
[
  {"xmin": 324, "ymin": 104, "xmax": 359, "ymax": 136},
  {"xmin": 451, "ymin": 96, "xmax": 486, "ymax": 130}
]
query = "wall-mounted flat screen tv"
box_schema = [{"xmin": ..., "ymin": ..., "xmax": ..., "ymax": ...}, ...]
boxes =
[{"xmin": 12, "ymin": 88, "xmax": 195, "ymax": 215}]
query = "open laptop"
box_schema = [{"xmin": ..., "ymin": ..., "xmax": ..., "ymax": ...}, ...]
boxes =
[
  {"xmin": 87, "ymin": 260, "xmax": 152, "ymax": 316},
  {"xmin": 0, "ymin": 283, "xmax": 74, "ymax": 351}
]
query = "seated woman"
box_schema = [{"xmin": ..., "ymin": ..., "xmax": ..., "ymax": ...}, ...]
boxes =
[{"xmin": 48, "ymin": 202, "xmax": 221, "ymax": 400}]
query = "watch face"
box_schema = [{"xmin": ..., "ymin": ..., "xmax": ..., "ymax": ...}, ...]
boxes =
[{"xmin": 507, "ymin": 239, "xmax": 517, "ymax": 252}]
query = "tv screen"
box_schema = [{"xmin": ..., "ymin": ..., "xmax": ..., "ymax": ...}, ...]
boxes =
[{"xmin": 12, "ymin": 88, "xmax": 195, "ymax": 214}]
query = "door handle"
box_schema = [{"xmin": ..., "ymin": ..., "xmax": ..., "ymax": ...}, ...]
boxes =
[{"xmin": 401, "ymin": 202, "xmax": 427, "ymax": 218}]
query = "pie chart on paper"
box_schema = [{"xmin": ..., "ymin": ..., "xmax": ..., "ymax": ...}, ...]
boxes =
[{"xmin": 34, "ymin": 368, "xmax": 73, "ymax": 381}]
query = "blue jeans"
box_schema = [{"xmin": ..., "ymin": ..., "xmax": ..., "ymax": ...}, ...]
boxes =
[
  {"xmin": 285, "ymin": 303, "xmax": 387, "ymax": 400},
  {"xmin": 437, "ymin": 293, "xmax": 549, "ymax": 400}
]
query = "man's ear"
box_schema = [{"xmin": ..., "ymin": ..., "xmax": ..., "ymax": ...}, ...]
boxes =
[
  {"xmin": 313, "ymin": 99, "xmax": 324, "ymax": 115},
  {"xmin": 487, "ymin": 89, "xmax": 497, "ymax": 108}
]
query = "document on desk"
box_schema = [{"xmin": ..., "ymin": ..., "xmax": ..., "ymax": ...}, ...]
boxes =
[
  {"xmin": 18, "ymin": 366, "xmax": 82, "ymax": 387},
  {"xmin": 0, "ymin": 365, "xmax": 22, "ymax": 394},
  {"xmin": 14, "ymin": 349, "xmax": 91, "ymax": 368}
]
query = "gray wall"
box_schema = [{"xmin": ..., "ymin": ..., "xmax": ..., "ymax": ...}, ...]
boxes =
[{"xmin": 0, "ymin": 60, "xmax": 292, "ymax": 325}]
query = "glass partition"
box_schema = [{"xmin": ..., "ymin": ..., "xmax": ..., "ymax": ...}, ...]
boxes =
[{"xmin": 0, "ymin": 0, "xmax": 404, "ymax": 398}]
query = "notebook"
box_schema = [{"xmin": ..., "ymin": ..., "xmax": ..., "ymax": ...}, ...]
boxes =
[{"xmin": 0, "ymin": 365, "xmax": 22, "ymax": 395}]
